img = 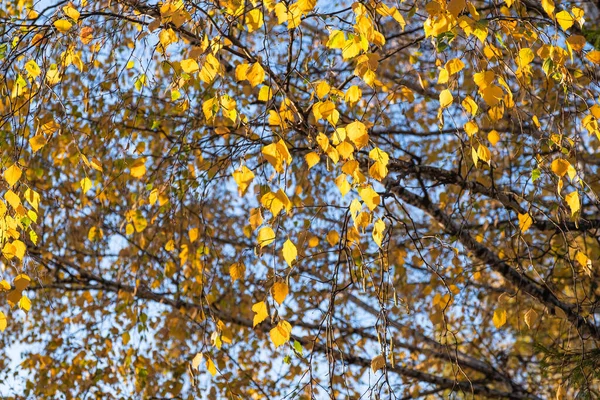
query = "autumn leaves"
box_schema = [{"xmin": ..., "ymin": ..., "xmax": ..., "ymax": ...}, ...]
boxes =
[{"xmin": 0, "ymin": 164, "xmax": 36, "ymax": 330}]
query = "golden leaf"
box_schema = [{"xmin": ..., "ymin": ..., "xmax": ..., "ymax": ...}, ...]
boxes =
[
  {"xmin": 493, "ymin": 307, "xmax": 507, "ymax": 328},
  {"xmin": 229, "ymin": 262, "xmax": 246, "ymax": 282},
  {"xmin": 551, "ymin": 158, "xmax": 570, "ymax": 177},
  {"xmin": 518, "ymin": 213, "xmax": 533, "ymax": 233},
  {"xmin": 232, "ymin": 165, "xmax": 255, "ymax": 196},
  {"xmin": 565, "ymin": 191, "xmax": 580, "ymax": 216},
  {"xmin": 269, "ymin": 320, "xmax": 292, "ymax": 347},
  {"xmin": 372, "ymin": 218, "xmax": 385, "ymax": 247},
  {"xmin": 524, "ymin": 309, "xmax": 538, "ymax": 329},
  {"xmin": 129, "ymin": 158, "xmax": 147, "ymax": 178},
  {"xmin": 252, "ymin": 301, "xmax": 269, "ymax": 327},
  {"xmin": 54, "ymin": 19, "xmax": 73, "ymax": 33},
  {"xmin": 257, "ymin": 226, "xmax": 276, "ymax": 248},
  {"xmin": 439, "ymin": 89, "xmax": 453, "ymax": 108},
  {"xmin": 556, "ymin": 11, "xmax": 574, "ymax": 31},
  {"xmin": 359, "ymin": 186, "xmax": 380, "ymax": 211},
  {"xmin": 371, "ymin": 354, "xmax": 386, "ymax": 373},
  {"xmin": 346, "ymin": 120, "xmax": 369, "ymax": 149},
  {"xmin": 3, "ymin": 164, "xmax": 22, "ymax": 187},
  {"xmin": 0, "ymin": 312, "xmax": 6, "ymax": 332},
  {"xmin": 282, "ymin": 239, "xmax": 297, "ymax": 267},
  {"xmin": 272, "ymin": 282, "xmax": 289, "ymax": 305},
  {"xmin": 180, "ymin": 58, "xmax": 199, "ymax": 73}
]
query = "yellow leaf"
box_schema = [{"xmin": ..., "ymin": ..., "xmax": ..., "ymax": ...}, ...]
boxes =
[
  {"xmin": 346, "ymin": 120, "xmax": 369, "ymax": 149},
  {"xmin": 481, "ymin": 85, "xmax": 503, "ymax": 106},
  {"xmin": 551, "ymin": 158, "xmax": 570, "ymax": 177},
  {"xmin": 257, "ymin": 226, "xmax": 276, "ymax": 248},
  {"xmin": 488, "ymin": 130, "xmax": 500, "ymax": 146},
  {"xmin": 372, "ymin": 218, "xmax": 385, "ymax": 247},
  {"xmin": 335, "ymin": 174, "xmax": 351, "ymax": 197},
  {"xmin": 80, "ymin": 177, "xmax": 92, "ymax": 193},
  {"xmin": 262, "ymin": 140, "xmax": 292, "ymax": 173},
  {"xmin": 565, "ymin": 191, "xmax": 580, "ymax": 216},
  {"xmin": 249, "ymin": 208, "xmax": 263, "ymax": 231},
  {"xmin": 25, "ymin": 60, "xmax": 41, "ymax": 79},
  {"xmin": 263, "ymin": 189, "xmax": 291, "ymax": 216},
  {"xmin": 493, "ymin": 307, "xmax": 507, "ymax": 328},
  {"xmin": 133, "ymin": 215, "xmax": 147, "ymax": 233},
  {"xmin": 126, "ymin": 223, "xmax": 134, "ymax": 235},
  {"xmin": 229, "ymin": 262, "xmax": 246, "ymax": 282},
  {"xmin": 2, "ymin": 243, "xmax": 17, "ymax": 259},
  {"xmin": 4, "ymin": 190, "xmax": 21, "ymax": 210},
  {"xmin": 130, "ymin": 158, "xmax": 147, "ymax": 178},
  {"xmin": 24, "ymin": 188, "xmax": 39, "ymax": 211},
  {"xmin": 464, "ymin": 121, "xmax": 478, "ymax": 137},
  {"xmin": 462, "ymin": 96, "xmax": 478, "ymax": 115},
  {"xmin": 518, "ymin": 48, "xmax": 534, "ymax": 66},
  {"xmin": 272, "ymin": 282, "xmax": 289, "ymax": 305},
  {"xmin": 165, "ymin": 239, "xmax": 175, "ymax": 251},
  {"xmin": 477, "ymin": 144, "xmax": 491, "ymax": 165},
  {"xmin": 206, "ymin": 356, "xmax": 217, "ymax": 376},
  {"xmin": 445, "ymin": 58, "xmax": 465, "ymax": 75},
  {"xmin": 359, "ymin": 186, "xmax": 380, "ymax": 211},
  {"xmin": 0, "ymin": 280, "xmax": 10, "ymax": 291},
  {"xmin": 282, "ymin": 239, "xmax": 297, "ymax": 267},
  {"xmin": 336, "ymin": 141, "xmax": 354, "ymax": 160},
  {"xmin": 19, "ymin": 295, "xmax": 32, "ymax": 312},
  {"xmin": 541, "ymin": 0, "xmax": 555, "ymax": 17},
  {"xmin": 235, "ymin": 63, "xmax": 249, "ymax": 81},
  {"xmin": 90, "ymin": 158, "xmax": 103, "ymax": 172},
  {"xmin": 369, "ymin": 161, "xmax": 387, "ymax": 181},
  {"xmin": 575, "ymin": 251, "xmax": 592, "ymax": 276},
  {"xmin": 327, "ymin": 30, "xmax": 345, "ymax": 49},
  {"xmin": 189, "ymin": 228, "xmax": 199, "ymax": 243},
  {"xmin": 63, "ymin": 4, "xmax": 80, "ymax": 21},
  {"xmin": 232, "ymin": 165, "xmax": 255, "ymax": 196},
  {"xmin": 586, "ymin": 50, "xmax": 600, "ymax": 65},
  {"xmin": 149, "ymin": 188, "xmax": 158, "ymax": 205},
  {"xmin": 556, "ymin": 11, "xmax": 574, "ymax": 31},
  {"xmin": 518, "ymin": 213, "xmax": 533, "ymax": 233},
  {"xmin": 3, "ymin": 164, "xmax": 22, "ymax": 187},
  {"xmin": 439, "ymin": 89, "xmax": 453, "ymax": 108},
  {"xmin": 315, "ymin": 81, "xmax": 330, "ymax": 99},
  {"xmin": 524, "ymin": 309, "xmax": 538, "ymax": 329},
  {"xmin": 29, "ymin": 135, "xmax": 47, "ymax": 152},
  {"xmin": 0, "ymin": 312, "xmax": 6, "ymax": 332},
  {"xmin": 345, "ymin": 85, "xmax": 362, "ymax": 104},
  {"xmin": 326, "ymin": 230, "xmax": 340, "ymax": 246},
  {"xmin": 270, "ymin": 320, "xmax": 292, "ymax": 347},
  {"xmin": 192, "ymin": 353, "xmax": 203, "ymax": 370},
  {"xmin": 199, "ymin": 54, "xmax": 220, "ymax": 84},
  {"xmin": 88, "ymin": 226, "xmax": 103, "ymax": 241},
  {"xmin": 252, "ymin": 301, "xmax": 269, "ymax": 327},
  {"xmin": 246, "ymin": 8, "xmax": 264, "ymax": 33},
  {"xmin": 54, "ymin": 19, "xmax": 73, "ymax": 33},
  {"xmin": 202, "ymin": 96, "xmax": 218, "ymax": 120},
  {"xmin": 369, "ymin": 147, "xmax": 389, "ymax": 166},
  {"xmin": 180, "ymin": 58, "xmax": 199, "ymax": 73},
  {"xmin": 258, "ymin": 86, "xmax": 273, "ymax": 101},
  {"xmin": 305, "ymin": 152, "xmax": 320, "ymax": 169},
  {"xmin": 437, "ymin": 68, "xmax": 449, "ymax": 84},
  {"xmin": 371, "ymin": 354, "xmax": 386, "ymax": 373},
  {"xmin": 247, "ymin": 62, "xmax": 265, "ymax": 87}
]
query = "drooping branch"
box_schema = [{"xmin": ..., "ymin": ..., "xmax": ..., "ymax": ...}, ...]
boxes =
[
  {"xmin": 386, "ymin": 182, "xmax": 600, "ymax": 341},
  {"xmin": 28, "ymin": 251, "xmax": 541, "ymax": 399}
]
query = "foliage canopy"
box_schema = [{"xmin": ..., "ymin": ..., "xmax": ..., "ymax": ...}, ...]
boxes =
[{"xmin": 1, "ymin": 0, "xmax": 600, "ymax": 398}]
